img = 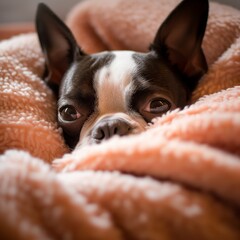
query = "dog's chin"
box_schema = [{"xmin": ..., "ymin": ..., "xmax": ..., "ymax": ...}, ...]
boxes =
[{"xmin": 74, "ymin": 113, "xmax": 147, "ymax": 149}]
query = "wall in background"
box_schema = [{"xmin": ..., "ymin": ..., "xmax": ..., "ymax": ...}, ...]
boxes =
[
  {"xmin": 0, "ymin": 0, "xmax": 239, "ymax": 24},
  {"xmin": 216, "ymin": 0, "xmax": 240, "ymax": 9}
]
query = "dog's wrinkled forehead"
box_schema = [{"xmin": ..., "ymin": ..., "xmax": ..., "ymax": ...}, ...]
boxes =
[
  {"xmin": 94, "ymin": 51, "xmax": 138, "ymax": 113},
  {"xmin": 60, "ymin": 50, "xmax": 187, "ymax": 110},
  {"xmin": 59, "ymin": 51, "xmax": 114, "ymax": 100},
  {"xmin": 60, "ymin": 51, "xmax": 140, "ymax": 112}
]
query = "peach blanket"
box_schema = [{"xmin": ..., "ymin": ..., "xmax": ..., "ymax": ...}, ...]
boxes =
[{"xmin": 0, "ymin": 0, "xmax": 240, "ymax": 239}]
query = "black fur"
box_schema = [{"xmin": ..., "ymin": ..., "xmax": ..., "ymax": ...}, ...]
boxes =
[{"xmin": 36, "ymin": 0, "xmax": 209, "ymax": 148}]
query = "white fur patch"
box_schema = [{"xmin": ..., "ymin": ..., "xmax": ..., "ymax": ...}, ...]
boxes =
[{"xmin": 94, "ymin": 51, "xmax": 137, "ymax": 114}]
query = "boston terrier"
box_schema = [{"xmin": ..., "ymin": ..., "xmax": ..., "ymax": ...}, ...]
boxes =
[{"xmin": 35, "ymin": 0, "xmax": 209, "ymax": 149}]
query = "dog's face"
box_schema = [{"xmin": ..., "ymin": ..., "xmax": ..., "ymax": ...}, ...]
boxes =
[
  {"xmin": 36, "ymin": 0, "xmax": 208, "ymax": 149},
  {"xmin": 57, "ymin": 50, "xmax": 188, "ymax": 148}
]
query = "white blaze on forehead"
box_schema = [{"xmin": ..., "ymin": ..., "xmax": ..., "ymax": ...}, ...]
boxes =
[{"xmin": 94, "ymin": 51, "xmax": 137, "ymax": 114}]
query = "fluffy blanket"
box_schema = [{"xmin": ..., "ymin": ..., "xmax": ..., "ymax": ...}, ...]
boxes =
[{"xmin": 0, "ymin": 0, "xmax": 240, "ymax": 239}]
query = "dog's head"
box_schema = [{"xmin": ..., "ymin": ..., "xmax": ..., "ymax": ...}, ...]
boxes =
[{"xmin": 36, "ymin": 0, "xmax": 208, "ymax": 149}]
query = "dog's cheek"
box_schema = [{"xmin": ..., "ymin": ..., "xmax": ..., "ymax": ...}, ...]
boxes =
[
  {"xmin": 129, "ymin": 114, "xmax": 148, "ymax": 133},
  {"xmin": 78, "ymin": 112, "xmax": 99, "ymax": 142},
  {"xmin": 63, "ymin": 132, "xmax": 80, "ymax": 149}
]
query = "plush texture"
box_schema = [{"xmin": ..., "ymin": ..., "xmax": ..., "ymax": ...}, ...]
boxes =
[
  {"xmin": 0, "ymin": 0, "xmax": 240, "ymax": 239},
  {"xmin": 0, "ymin": 34, "xmax": 68, "ymax": 162}
]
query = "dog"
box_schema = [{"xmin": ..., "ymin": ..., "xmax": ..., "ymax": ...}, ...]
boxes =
[{"xmin": 35, "ymin": 0, "xmax": 209, "ymax": 149}]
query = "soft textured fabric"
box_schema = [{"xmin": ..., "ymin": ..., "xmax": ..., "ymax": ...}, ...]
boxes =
[
  {"xmin": 0, "ymin": 34, "xmax": 68, "ymax": 162},
  {"xmin": 0, "ymin": 0, "xmax": 240, "ymax": 239}
]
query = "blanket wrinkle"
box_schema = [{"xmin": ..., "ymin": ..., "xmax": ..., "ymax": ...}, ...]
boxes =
[
  {"xmin": 0, "ymin": 151, "xmax": 123, "ymax": 240},
  {"xmin": 0, "ymin": 0, "xmax": 240, "ymax": 239},
  {"xmin": 192, "ymin": 36, "xmax": 240, "ymax": 101},
  {"xmin": 66, "ymin": 0, "xmax": 240, "ymax": 64},
  {"xmin": 1, "ymin": 151, "xmax": 240, "ymax": 240},
  {"xmin": 53, "ymin": 131, "xmax": 240, "ymax": 206}
]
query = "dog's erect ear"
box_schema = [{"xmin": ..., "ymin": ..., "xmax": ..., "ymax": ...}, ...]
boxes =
[
  {"xmin": 36, "ymin": 3, "xmax": 84, "ymax": 88},
  {"xmin": 151, "ymin": 0, "xmax": 209, "ymax": 90}
]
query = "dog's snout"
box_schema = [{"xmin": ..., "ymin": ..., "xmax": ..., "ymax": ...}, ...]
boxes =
[{"xmin": 91, "ymin": 118, "xmax": 132, "ymax": 142}]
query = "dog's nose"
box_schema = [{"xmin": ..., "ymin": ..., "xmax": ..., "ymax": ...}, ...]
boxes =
[{"xmin": 91, "ymin": 118, "xmax": 132, "ymax": 142}]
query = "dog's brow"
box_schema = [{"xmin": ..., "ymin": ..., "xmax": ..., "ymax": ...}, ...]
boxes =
[
  {"xmin": 61, "ymin": 92, "xmax": 95, "ymax": 104},
  {"xmin": 94, "ymin": 51, "xmax": 136, "ymax": 114}
]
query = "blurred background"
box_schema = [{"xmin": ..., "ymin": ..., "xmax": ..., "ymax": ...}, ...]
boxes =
[
  {"xmin": 0, "ymin": 0, "xmax": 82, "ymax": 23},
  {"xmin": 0, "ymin": 0, "xmax": 239, "ymax": 23}
]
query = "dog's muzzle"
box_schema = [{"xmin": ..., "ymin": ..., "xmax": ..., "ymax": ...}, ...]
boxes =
[
  {"xmin": 90, "ymin": 116, "xmax": 133, "ymax": 143},
  {"xmin": 76, "ymin": 112, "xmax": 147, "ymax": 148}
]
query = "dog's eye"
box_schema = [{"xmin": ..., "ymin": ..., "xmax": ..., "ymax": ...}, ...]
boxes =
[
  {"xmin": 59, "ymin": 106, "xmax": 81, "ymax": 121},
  {"xmin": 144, "ymin": 98, "xmax": 171, "ymax": 114}
]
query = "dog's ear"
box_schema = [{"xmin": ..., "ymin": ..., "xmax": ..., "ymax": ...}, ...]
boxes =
[
  {"xmin": 151, "ymin": 0, "xmax": 208, "ymax": 90},
  {"xmin": 36, "ymin": 3, "xmax": 84, "ymax": 89}
]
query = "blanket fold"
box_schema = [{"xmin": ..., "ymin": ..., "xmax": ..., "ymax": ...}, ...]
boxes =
[
  {"xmin": 66, "ymin": 0, "xmax": 240, "ymax": 65},
  {"xmin": 0, "ymin": 0, "xmax": 240, "ymax": 239},
  {"xmin": 1, "ymin": 150, "xmax": 240, "ymax": 240},
  {"xmin": 53, "ymin": 87, "xmax": 240, "ymax": 208}
]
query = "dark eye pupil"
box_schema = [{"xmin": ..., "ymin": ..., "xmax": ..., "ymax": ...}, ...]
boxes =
[
  {"xmin": 60, "ymin": 106, "xmax": 79, "ymax": 121},
  {"xmin": 150, "ymin": 100, "xmax": 164, "ymax": 108},
  {"xmin": 150, "ymin": 99, "xmax": 170, "ymax": 113}
]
